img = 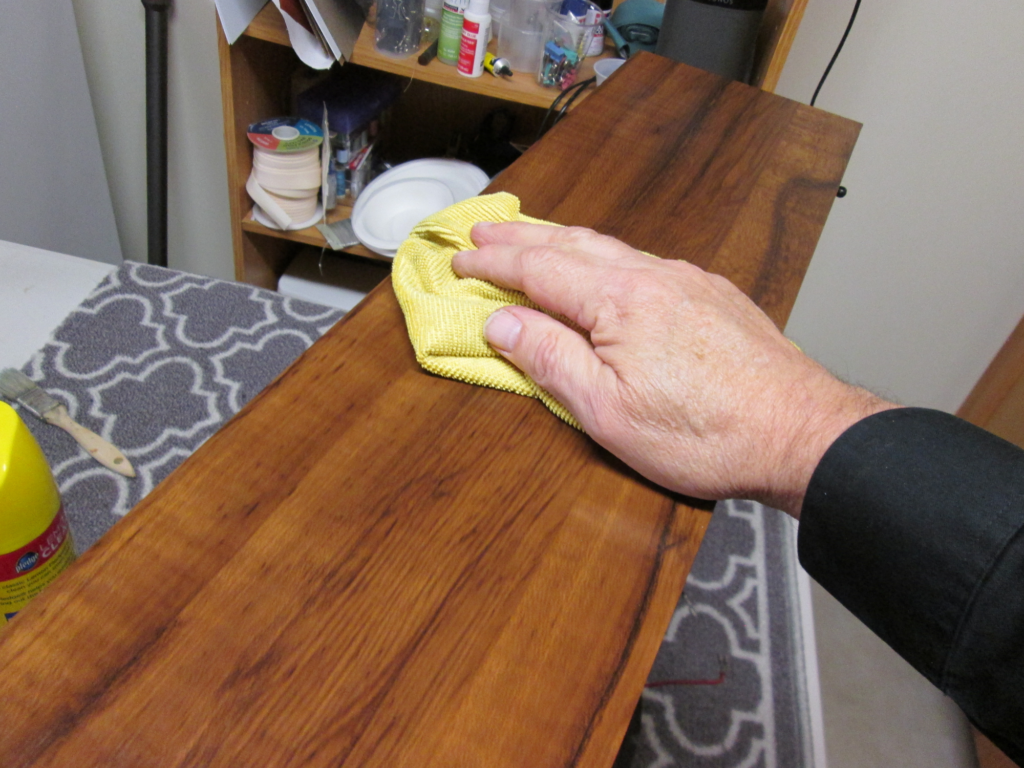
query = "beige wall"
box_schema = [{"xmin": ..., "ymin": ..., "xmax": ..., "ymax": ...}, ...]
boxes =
[
  {"xmin": 775, "ymin": 0, "xmax": 1024, "ymax": 412},
  {"xmin": 71, "ymin": 0, "xmax": 233, "ymax": 279}
]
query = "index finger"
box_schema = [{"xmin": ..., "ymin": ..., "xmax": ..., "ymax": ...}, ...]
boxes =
[
  {"xmin": 468, "ymin": 221, "xmax": 640, "ymax": 262},
  {"xmin": 451, "ymin": 223, "xmax": 648, "ymax": 328}
]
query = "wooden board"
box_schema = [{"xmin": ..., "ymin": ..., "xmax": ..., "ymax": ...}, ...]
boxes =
[
  {"xmin": 958, "ymin": 312, "xmax": 1024, "ymax": 449},
  {"xmin": 0, "ymin": 54, "xmax": 859, "ymax": 768}
]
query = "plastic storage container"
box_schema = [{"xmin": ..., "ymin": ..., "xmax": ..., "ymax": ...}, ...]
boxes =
[
  {"xmin": 375, "ymin": 0, "xmax": 426, "ymax": 57},
  {"xmin": 536, "ymin": 5, "xmax": 601, "ymax": 88},
  {"xmin": 497, "ymin": 0, "xmax": 561, "ymax": 74}
]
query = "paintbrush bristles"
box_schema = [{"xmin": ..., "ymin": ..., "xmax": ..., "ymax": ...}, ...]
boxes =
[{"xmin": 0, "ymin": 368, "xmax": 60, "ymax": 419}]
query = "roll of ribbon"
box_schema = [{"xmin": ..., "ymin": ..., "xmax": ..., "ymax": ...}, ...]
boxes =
[
  {"xmin": 253, "ymin": 146, "xmax": 321, "ymax": 190},
  {"xmin": 252, "ymin": 146, "xmax": 322, "ymax": 190},
  {"xmin": 246, "ymin": 118, "xmax": 326, "ymax": 230},
  {"xmin": 246, "ymin": 171, "xmax": 295, "ymax": 230}
]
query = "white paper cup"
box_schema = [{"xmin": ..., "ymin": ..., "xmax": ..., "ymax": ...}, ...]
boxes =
[{"xmin": 594, "ymin": 57, "xmax": 626, "ymax": 86}]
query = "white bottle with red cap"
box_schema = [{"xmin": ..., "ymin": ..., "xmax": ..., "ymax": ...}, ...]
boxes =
[{"xmin": 457, "ymin": 0, "xmax": 491, "ymax": 78}]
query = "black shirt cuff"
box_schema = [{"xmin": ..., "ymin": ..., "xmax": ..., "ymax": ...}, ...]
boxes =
[{"xmin": 798, "ymin": 407, "xmax": 1024, "ymax": 764}]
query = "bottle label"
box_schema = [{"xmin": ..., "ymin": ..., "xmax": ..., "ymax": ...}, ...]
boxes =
[
  {"xmin": 457, "ymin": 19, "xmax": 483, "ymax": 74},
  {"xmin": 586, "ymin": 9, "xmax": 607, "ymax": 56},
  {"xmin": 438, "ymin": 0, "xmax": 471, "ymax": 63},
  {"xmin": 0, "ymin": 507, "xmax": 75, "ymax": 628}
]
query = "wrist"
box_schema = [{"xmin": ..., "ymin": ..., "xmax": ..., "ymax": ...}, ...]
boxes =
[{"xmin": 764, "ymin": 373, "xmax": 896, "ymax": 517}]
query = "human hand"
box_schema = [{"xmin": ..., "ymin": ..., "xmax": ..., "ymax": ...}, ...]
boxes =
[{"xmin": 451, "ymin": 222, "xmax": 893, "ymax": 516}]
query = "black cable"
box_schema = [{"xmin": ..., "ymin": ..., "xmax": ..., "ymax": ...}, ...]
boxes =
[
  {"xmin": 552, "ymin": 77, "xmax": 596, "ymax": 129},
  {"xmin": 534, "ymin": 77, "xmax": 595, "ymax": 142},
  {"xmin": 535, "ymin": 84, "xmax": 580, "ymax": 142},
  {"xmin": 810, "ymin": 0, "xmax": 861, "ymax": 107}
]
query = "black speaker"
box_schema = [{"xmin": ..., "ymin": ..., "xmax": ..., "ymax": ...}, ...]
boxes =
[{"xmin": 655, "ymin": 0, "xmax": 767, "ymax": 84}]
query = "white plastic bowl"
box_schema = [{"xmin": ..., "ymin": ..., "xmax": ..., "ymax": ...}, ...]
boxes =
[
  {"xmin": 367, "ymin": 159, "xmax": 490, "ymax": 202},
  {"xmin": 352, "ymin": 177, "xmax": 454, "ymax": 255}
]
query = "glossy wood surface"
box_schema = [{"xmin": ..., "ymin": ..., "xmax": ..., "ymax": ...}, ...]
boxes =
[{"xmin": 0, "ymin": 54, "xmax": 859, "ymax": 768}]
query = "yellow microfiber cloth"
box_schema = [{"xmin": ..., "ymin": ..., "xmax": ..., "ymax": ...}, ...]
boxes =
[{"xmin": 391, "ymin": 192, "xmax": 584, "ymax": 430}]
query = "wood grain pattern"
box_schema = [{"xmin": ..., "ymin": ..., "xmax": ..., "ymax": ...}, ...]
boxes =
[
  {"xmin": 0, "ymin": 54, "xmax": 859, "ymax": 768},
  {"xmin": 754, "ymin": 0, "xmax": 809, "ymax": 93}
]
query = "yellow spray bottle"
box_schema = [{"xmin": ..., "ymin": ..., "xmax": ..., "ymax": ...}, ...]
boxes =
[{"xmin": 1, "ymin": 401, "xmax": 75, "ymax": 628}]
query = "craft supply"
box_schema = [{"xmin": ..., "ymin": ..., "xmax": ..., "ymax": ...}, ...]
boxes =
[
  {"xmin": 316, "ymin": 218, "xmax": 361, "ymax": 250},
  {"xmin": 423, "ymin": 0, "xmax": 444, "ymax": 38},
  {"xmin": 0, "ymin": 369, "xmax": 135, "ymax": 477},
  {"xmin": 0, "ymin": 403, "xmax": 75, "ymax": 629},
  {"xmin": 484, "ymin": 52, "xmax": 513, "ymax": 76},
  {"xmin": 457, "ymin": 0, "xmax": 492, "ymax": 77},
  {"xmin": 585, "ymin": 0, "xmax": 612, "ymax": 55},
  {"xmin": 537, "ymin": 6, "xmax": 599, "ymax": 88},
  {"xmin": 489, "ymin": 0, "xmax": 511, "ymax": 38},
  {"xmin": 419, "ymin": 38, "xmax": 440, "ymax": 64},
  {"xmin": 438, "ymin": 0, "xmax": 471, "ymax": 64},
  {"xmin": 247, "ymin": 117, "xmax": 324, "ymax": 152},
  {"xmin": 375, "ymin": 0, "xmax": 425, "ymax": 58},
  {"xmin": 497, "ymin": 0, "xmax": 560, "ymax": 73},
  {"xmin": 246, "ymin": 117, "xmax": 325, "ymax": 230}
]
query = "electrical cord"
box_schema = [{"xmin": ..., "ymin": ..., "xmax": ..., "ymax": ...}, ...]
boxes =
[
  {"xmin": 553, "ymin": 76, "xmax": 595, "ymax": 125},
  {"xmin": 534, "ymin": 77, "xmax": 597, "ymax": 142},
  {"xmin": 812, "ymin": 0, "xmax": 861, "ymax": 198},
  {"xmin": 810, "ymin": 0, "xmax": 862, "ymax": 107}
]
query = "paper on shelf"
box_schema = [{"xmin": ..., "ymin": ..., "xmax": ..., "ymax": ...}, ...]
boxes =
[
  {"xmin": 272, "ymin": 0, "xmax": 334, "ymax": 69},
  {"xmin": 215, "ymin": 0, "xmax": 269, "ymax": 44},
  {"xmin": 301, "ymin": 0, "xmax": 365, "ymax": 62}
]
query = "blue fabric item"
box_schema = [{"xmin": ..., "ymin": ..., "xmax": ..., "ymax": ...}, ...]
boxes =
[{"xmin": 296, "ymin": 66, "xmax": 403, "ymax": 136}]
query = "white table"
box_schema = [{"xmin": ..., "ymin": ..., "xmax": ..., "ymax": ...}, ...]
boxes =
[{"xmin": 0, "ymin": 240, "xmax": 116, "ymax": 370}]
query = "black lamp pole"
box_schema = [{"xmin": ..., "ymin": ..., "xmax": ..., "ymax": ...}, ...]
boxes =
[{"xmin": 142, "ymin": 0, "xmax": 172, "ymax": 267}]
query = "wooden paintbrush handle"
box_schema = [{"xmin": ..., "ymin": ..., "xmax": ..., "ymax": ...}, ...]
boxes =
[{"xmin": 44, "ymin": 405, "xmax": 136, "ymax": 478}]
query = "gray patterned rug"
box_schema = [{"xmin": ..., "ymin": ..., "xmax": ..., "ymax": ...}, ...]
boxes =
[
  {"xmin": 621, "ymin": 500, "xmax": 816, "ymax": 768},
  {"xmin": 18, "ymin": 262, "xmax": 344, "ymax": 549},
  {"xmin": 13, "ymin": 260, "xmax": 816, "ymax": 767}
]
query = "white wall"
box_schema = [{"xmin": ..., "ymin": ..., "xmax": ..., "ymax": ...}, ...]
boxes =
[
  {"xmin": 70, "ymin": 0, "xmax": 234, "ymax": 279},
  {"xmin": 0, "ymin": 1, "xmax": 122, "ymax": 265},
  {"xmin": 775, "ymin": 0, "xmax": 1024, "ymax": 412}
]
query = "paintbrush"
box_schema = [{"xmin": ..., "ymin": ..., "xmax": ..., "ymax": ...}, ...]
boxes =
[{"xmin": 0, "ymin": 368, "xmax": 136, "ymax": 478}]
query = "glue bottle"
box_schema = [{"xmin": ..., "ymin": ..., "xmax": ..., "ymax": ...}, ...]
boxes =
[
  {"xmin": 0, "ymin": 402, "xmax": 75, "ymax": 629},
  {"xmin": 457, "ymin": 0, "xmax": 492, "ymax": 77},
  {"xmin": 437, "ymin": 0, "xmax": 471, "ymax": 64}
]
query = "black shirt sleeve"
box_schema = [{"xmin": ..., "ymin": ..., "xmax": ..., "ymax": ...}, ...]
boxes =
[{"xmin": 798, "ymin": 407, "xmax": 1024, "ymax": 765}]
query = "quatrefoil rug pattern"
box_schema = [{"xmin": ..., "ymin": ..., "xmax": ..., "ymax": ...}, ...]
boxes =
[{"xmin": 18, "ymin": 261, "xmax": 344, "ymax": 550}]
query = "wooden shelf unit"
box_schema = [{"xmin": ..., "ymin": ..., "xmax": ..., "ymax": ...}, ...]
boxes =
[{"xmin": 219, "ymin": 0, "xmax": 808, "ymax": 288}]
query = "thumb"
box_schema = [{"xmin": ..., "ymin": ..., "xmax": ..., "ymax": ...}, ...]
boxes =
[{"xmin": 484, "ymin": 307, "xmax": 606, "ymax": 427}]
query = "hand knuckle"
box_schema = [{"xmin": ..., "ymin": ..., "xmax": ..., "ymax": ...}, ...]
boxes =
[
  {"xmin": 530, "ymin": 329, "xmax": 564, "ymax": 386},
  {"xmin": 557, "ymin": 226, "xmax": 597, "ymax": 245},
  {"xmin": 515, "ymin": 245, "xmax": 562, "ymax": 293}
]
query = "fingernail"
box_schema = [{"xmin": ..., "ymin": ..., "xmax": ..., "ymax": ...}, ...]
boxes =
[
  {"xmin": 471, "ymin": 221, "xmax": 495, "ymax": 242},
  {"xmin": 484, "ymin": 309, "xmax": 522, "ymax": 353},
  {"xmin": 451, "ymin": 250, "xmax": 469, "ymax": 275}
]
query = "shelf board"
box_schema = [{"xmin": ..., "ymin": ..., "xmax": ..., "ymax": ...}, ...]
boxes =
[
  {"xmin": 243, "ymin": 3, "xmax": 607, "ymax": 110},
  {"xmin": 244, "ymin": 4, "xmax": 292, "ymax": 46},
  {"xmin": 241, "ymin": 199, "xmax": 390, "ymax": 264}
]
